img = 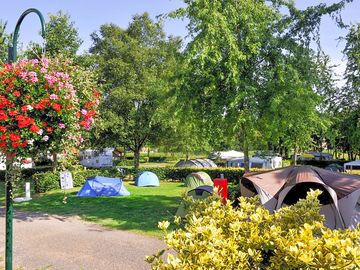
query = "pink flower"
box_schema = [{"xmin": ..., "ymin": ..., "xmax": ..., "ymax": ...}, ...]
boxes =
[
  {"xmin": 81, "ymin": 109, "xmax": 88, "ymax": 116},
  {"xmin": 58, "ymin": 123, "xmax": 66, "ymax": 129},
  {"xmin": 44, "ymin": 74, "xmax": 57, "ymax": 85},
  {"xmin": 50, "ymin": 94, "xmax": 59, "ymax": 100}
]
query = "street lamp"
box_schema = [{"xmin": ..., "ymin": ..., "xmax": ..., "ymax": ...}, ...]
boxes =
[{"xmin": 5, "ymin": 8, "xmax": 45, "ymax": 270}]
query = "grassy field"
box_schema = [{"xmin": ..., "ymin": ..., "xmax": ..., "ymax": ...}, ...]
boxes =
[{"xmin": 0, "ymin": 181, "xmax": 187, "ymax": 237}]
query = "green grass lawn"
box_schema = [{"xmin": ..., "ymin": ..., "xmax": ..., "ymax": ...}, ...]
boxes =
[{"xmin": 0, "ymin": 181, "xmax": 186, "ymax": 237}]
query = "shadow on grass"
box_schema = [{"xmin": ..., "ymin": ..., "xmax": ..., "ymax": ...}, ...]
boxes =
[{"xmin": 11, "ymin": 191, "xmax": 183, "ymax": 236}]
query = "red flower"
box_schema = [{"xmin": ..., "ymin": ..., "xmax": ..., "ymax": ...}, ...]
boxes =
[
  {"xmin": 9, "ymin": 133, "xmax": 20, "ymax": 141},
  {"xmin": 52, "ymin": 103, "xmax": 61, "ymax": 112},
  {"xmin": 0, "ymin": 142, "xmax": 6, "ymax": 148},
  {"xmin": 0, "ymin": 134, "xmax": 7, "ymax": 140},
  {"xmin": 9, "ymin": 110, "xmax": 19, "ymax": 116},
  {"xmin": 34, "ymin": 102, "xmax": 45, "ymax": 110},
  {"xmin": 75, "ymin": 112, "xmax": 81, "ymax": 118},
  {"xmin": 29, "ymin": 125, "xmax": 40, "ymax": 133},
  {"xmin": 13, "ymin": 90, "xmax": 21, "ymax": 97},
  {"xmin": 11, "ymin": 141, "xmax": 22, "ymax": 148},
  {"xmin": 21, "ymin": 141, "xmax": 27, "ymax": 148},
  {"xmin": 42, "ymin": 122, "xmax": 47, "ymax": 127},
  {"xmin": 0, "ymin": 111, "xmax": 8, "ymax": 121},
  {"xmin": 85, "ymin": 110, "xmax": 96, "ymax": 120},
  {"xmin": 0, "ymin": 126, "xmax": 7, "ymax": 132},
  {"xmin": 17, "ymin": 116, "xmax": 34, "ymax": 129},
  {"xmin": 21, "ymin": 105, "xmax": 28, "ymax": 112},
  {"xmin": 46, "ymin": 127, "xmax": 53, "ymax": 133}
]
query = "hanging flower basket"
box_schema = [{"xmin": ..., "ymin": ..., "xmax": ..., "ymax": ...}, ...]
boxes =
[{"xmin": 0, "ymin": 58, "xmax": 100, "ymax": 158}]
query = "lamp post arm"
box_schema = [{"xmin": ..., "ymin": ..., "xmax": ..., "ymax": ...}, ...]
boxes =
[{"xmin": 8, "ymin": 8, "xmax": 46, "ymax": 63}]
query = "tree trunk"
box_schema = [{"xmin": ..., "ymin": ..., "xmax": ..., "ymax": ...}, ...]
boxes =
[
  {"xmin": 243, "ymin": 145, "xmax": 250, "ymax": 172},
  {"xmin": 52, "ymin": 152, "xmax": 58, "ymax": 172},
  {"xmin": 292, "ymin": 145, "xmax": 297, "ymax": 166},
  {"xmin": 134, "ymin": 149, "xmax": 140, "ymax": 170}
]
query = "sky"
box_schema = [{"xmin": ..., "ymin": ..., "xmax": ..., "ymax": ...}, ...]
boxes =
[{"xmin": 0, "ymin": 0, "xmax": 359, "ymax": 78}]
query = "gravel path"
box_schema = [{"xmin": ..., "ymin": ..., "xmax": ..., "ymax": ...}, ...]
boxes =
[{"xmin": 0, "ymin": 209, "xmax": 166, "ymax": 270}]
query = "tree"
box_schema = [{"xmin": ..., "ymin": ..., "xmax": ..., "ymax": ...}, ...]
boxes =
[
  {"xmin": 169, "ymin": 0, "xmax": 351, "ymax": 170},
  {"xmin": 335, "ymin": 23, "xmax": 360, "ymax": 160},
  {"xmin": 0, "ymin": 20, "xmax": 8, "ymax": 63},
  {"xmin": 90, "ymin": 13, "xmax": 181, "ymax": 169},
  {"xmin": 25, "ymin": 11, "xmax": 82, "ymax": 59}
]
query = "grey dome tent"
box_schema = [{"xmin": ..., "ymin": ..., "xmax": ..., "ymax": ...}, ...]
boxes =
[
  {"xmin": 176, "ymin": 185, "xmax": 213, "ymax": 217},
  {"xmin": 240, "ymin": 166, "xmax": 360, "ymax": 229},
  {"xmin": 185, "ymin": 172, "xmax": 213, "ymax": 189},
  {"xmin": 175, "ymin": 159, "xmax": 217, "ymax": 168}
]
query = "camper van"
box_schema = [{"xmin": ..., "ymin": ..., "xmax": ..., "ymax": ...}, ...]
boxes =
[{"xmin": 80, "ymin": 148, "xmax": 114, "ymax": 168}]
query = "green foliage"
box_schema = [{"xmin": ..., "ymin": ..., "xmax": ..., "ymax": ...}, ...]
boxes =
[
  {"xmin": 0, "ymin": 20, "xmax": 8, "ymax": 64},
  {"xmin": 148, "ymin": 190, "xmax": 360, "ymax": 269},
  {"xmin": 123, "ymin": 166, "xmax": 244, "ymax": 183},
  {"xmin": 90, "ymin": 13, "xmax": 181, "ymax": 169},
  {"xmin": 168, "ymin": 0, "xmax": 350, "ymax": 169},
  {"xmin": 31, "ymin": 168, "xmax": 119, "ymax": 193},
  {"xmin": 25, "ymin": 10, "xmax": 82, "ymax": 59}
]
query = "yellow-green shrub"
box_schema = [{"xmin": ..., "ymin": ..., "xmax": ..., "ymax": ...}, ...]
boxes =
[{"xmin": 147, "ymin": 190, "xmax": 360, "ymax": 269}]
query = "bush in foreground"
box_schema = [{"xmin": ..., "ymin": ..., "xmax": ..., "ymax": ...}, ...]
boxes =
[{"xmin": 147, "ymin": 190, "xmax": 360, "ymax": 269}]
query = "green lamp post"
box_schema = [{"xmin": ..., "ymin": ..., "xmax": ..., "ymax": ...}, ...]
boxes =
[{"xmin": 5, "ymin": 8, "xmax": 45, "ymax": 270}]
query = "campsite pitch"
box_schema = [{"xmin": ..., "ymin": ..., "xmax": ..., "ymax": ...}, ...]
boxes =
[{"xmin": 4, "ymin": 182, "xmax": 186, "ymax": 237}]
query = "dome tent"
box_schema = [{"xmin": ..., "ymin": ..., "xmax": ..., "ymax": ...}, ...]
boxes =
[
  {"xmin": 176, "ymin": 185, "xmax": 213, "ymax": 217},
  {"xmin": 77, "ymin": 176, "xmax": 130, "ymax": 197},
  {"xmin": 135, "ymin": 171, "xmax": 160, "ymax": 187},
  {"xmin": 175, "ymin": 159, "xmax": 217, "ymax": 168},
  {"xmin": 185, "ymin": 172, "xmax": 213, "ymax": 189},
  {"xmin": 240, "ymin": 166, "xmax": 360, "ymax": 229}
]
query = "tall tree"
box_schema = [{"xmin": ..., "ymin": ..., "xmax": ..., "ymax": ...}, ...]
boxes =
[
  {"xmin": 90, "ymin": 13, "xmax": 181, "ymax": 169},
  {"xmin": 0, "ymin": 20, "xmax": 8, "ymax": 63},
  {"xmin": 169, "ymin": 0, "xmax": 351, "ymax": 170},
  {"xmin": 336, "ymin": 23, "xmax": 360, "ymax": 160},
  {"xmin": 25, "ymin": 11, "xmax": 82, "ymax": 59}
]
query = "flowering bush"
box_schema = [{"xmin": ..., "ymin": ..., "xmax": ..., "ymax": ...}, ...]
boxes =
[
  {"xmin": 0, "ymin": 58, "xmax": 100, "ymax": 158},
  {"xmin": 148, "ymin": 190, "xmax": 360, "ymax": 269}
]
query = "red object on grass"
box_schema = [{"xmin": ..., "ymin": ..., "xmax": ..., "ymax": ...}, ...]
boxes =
[{"xmin": 213, "ymin": 178, "xmax": 228, "ymax": 203}]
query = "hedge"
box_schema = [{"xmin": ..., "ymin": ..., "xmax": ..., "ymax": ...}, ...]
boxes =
[
  {"xmin": 122, "ymin": 166, "xmax": 245, "ymax": 183},
  {"xmin": 0, "ymin": 166, "xmax": 52, "ymax": 182},
  {"xmin": 32, "ymin": 167, "xmax": 120, "ymax": 193},
  {"xmin": 30, "ymin": 166, "xmax": 246, "ymax": 193},
  {"xmin": 299, "ymin": 159, "xmax": 346, "ymax": 168}
]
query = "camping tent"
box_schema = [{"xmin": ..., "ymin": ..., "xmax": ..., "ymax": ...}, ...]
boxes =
[
  {"xmin": 344, "ymin": 160, "xmax": 360, "ymax": 172},
  {"xmin": 240, "ymin": 166, "xmax": 360, "ymax": 229},
  {"xmin": 135, "ymin": 171, "xmax": 160, "ymax": 187},
  {"xmin": 209, "ymin": 150, "xmax": 244, "ymax": 160},
  {"xmin": 185, "ymin": 172, "xmax": 213, "ymax": 189},
  {"xmin": 175, "ymin": 159, "xmax": 217, "ymax": 168},
  {"xmin": 77, "ymin": 176, "xmax": 130, "ymax": 197},
  {"xmin": 176, "ymin": 185, "xmax": 213, "ymax": 217}
]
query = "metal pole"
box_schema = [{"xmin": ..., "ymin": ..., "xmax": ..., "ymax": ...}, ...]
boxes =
[
  {"xmin": 5, "ymin": 159, "xmax": 13, "ymax": 270},
  {"xmin": 5, "ymin": 8, "xmax": 45, "ymax": 270}
]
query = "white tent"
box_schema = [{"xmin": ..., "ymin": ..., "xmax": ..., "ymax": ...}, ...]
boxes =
[
  {"xmin": 240, "ymin": 166, "xmax": 360, "ymax": 229},
  {"xmin": 209, "ymin": 150, "xmax": 244, "ymax": 160},
  {"xmin": 344, "ymin": 160, "xmax": 360, "ymax": 172}
]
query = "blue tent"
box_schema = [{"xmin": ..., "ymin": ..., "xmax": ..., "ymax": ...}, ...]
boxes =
[
  {"xmin": 77, "ymin": 176, "xmax": 130, "ymax": 197},
  {"xmin": 135, "ymin": 171, "xmax": 160, "ymax": 187}
]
